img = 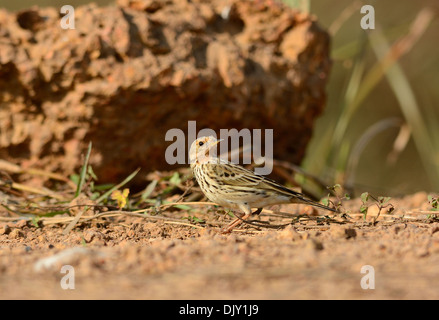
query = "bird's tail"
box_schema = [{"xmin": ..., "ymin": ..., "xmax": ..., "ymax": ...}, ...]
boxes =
[
  {"xmin": 291, "ymin": 194, "xmax": 337, "ymax": 213},
  {"xmin": 261, "ymin": 174, "xmax": 338, "ymax": 213}
]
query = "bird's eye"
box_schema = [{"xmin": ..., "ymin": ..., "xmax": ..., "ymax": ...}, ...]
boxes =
[{"xmin": 198, "ymin": 141, "xmax": 204, "ymax": 147}]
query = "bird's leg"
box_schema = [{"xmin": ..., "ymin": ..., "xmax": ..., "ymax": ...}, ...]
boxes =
[
  {"xmin": 222, "ymin": 215, "xmax": 250, "ymax": 233},
  {"xmin": 230, "ymin": 210, "xmax": 244, "ymax": 218},
  {"xmin": 221, "ymin": 204, "xmax": 252, "ymax": 234},
  {"xmin": 252, "ymin": 208, "xmax": 263, "ymax": 215}
]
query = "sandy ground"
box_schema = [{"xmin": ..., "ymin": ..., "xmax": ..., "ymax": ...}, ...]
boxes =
[{"xmin": 1, "ymin": 191, "xmax": 439, "ymax": 300}]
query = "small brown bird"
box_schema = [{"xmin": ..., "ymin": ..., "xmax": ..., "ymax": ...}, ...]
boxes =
[{"xmin": 189, "ymin": 136, "xmax": 336, "ymax": 233}]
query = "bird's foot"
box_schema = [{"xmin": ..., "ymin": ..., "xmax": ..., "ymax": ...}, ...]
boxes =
[{"xmin": 220, "ymin": 211, "xmax": 255, "ymax": 234}]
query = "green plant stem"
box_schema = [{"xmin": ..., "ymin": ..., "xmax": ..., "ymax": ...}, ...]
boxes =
[{"xmin": 75, "ymin": 142, "xmax": 92, "ymax": 198}]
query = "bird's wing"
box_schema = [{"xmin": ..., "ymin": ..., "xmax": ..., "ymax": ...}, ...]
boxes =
[
  {"xmin": 208, "ymin": 162, "xmax": 264, "ymax": 187},
  {"xmin": 207, "ymin": 162, "xmax": 336, "ymax": 212},
  {"xmin": 209, "ymin": 162, "xmax": 293, "ymax": 191}
]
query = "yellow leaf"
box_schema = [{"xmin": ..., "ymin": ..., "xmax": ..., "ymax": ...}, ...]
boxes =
[{"xmin": 111, "ymin": 188, "xmax": 130, "ymax": 209}]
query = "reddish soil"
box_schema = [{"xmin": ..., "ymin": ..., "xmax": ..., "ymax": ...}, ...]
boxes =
[{"xmin": 1, "ymin": 191, "xmax": 439, "ymax": 300}]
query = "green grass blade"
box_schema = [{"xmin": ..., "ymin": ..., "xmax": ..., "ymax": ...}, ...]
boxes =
[
  {"xmin": 95, "ymin": 168, "xmax": 141, "ymax": 204},
  {"xmin": 282, "ymin": 0, "xmax": 310, "ymax": 13},
  {"xmin": 141, "ymin": 179, "xmax": 158, "ymax": 201},
  {"xmin": 369, "ymin": 24, "xmax": 439, "ymax": 189},
  {"xmin": 74, "ymin": 142, "xmax": 92, "ymax": 198}
]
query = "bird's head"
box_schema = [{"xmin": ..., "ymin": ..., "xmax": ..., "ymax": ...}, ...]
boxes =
[{"xmin": 189, "ymin": 136, "xmax": 222, "ymax": 166}]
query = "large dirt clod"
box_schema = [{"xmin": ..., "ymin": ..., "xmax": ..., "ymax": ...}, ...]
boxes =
[{"xmin": 0, "ymin": 0, "xmax": 331, "ymax": 183}]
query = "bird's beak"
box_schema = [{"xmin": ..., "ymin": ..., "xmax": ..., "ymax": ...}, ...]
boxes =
[{"xmin": 210, "ymin": 139, "xmax": 223, "ymax": 148}]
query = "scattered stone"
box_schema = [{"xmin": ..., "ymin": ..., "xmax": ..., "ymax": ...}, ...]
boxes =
[
  {"xmin": 83, "ymin": 230, "xmax": 98, "ymax": 243},
  {"xmin": 329, "ymin": 225, "xmax": 357, "ymax": 240},
  {"xmin": 8, "ymin": 229, "xmax": 24, "ymax": 239},
  {"xmin": 0, "ymin": 224, "xmax": 11, "ymax": 235},
  {"xmin": 277, "ymin": 225, "xmax": 302, "ymax": 241},
  {"xmin": 392, "ymin": 223, "xmax": 407, "ymax": 235},
  {"xmin": 430, "ymin": 223, "xmax": 439, "ymax": 235},
  {"xmin": 15, "ymin": 220, "xmax": 28, "ymax": 229},
  {"xmin": 410, "ymin": 191, "xmax": 429, "ymax": 208},
  {"xmin": 305, "ymin": 238, "xmax": 324, "ymax": 251},
  {"xmin": 345, "ymin": 228, "xmax": 357, "ymax": 239}
]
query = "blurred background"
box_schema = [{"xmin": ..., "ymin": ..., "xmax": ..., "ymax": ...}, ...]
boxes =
[{"xmin": 2, "ymin": 0, "xmax": 439, "ymax": 197}]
